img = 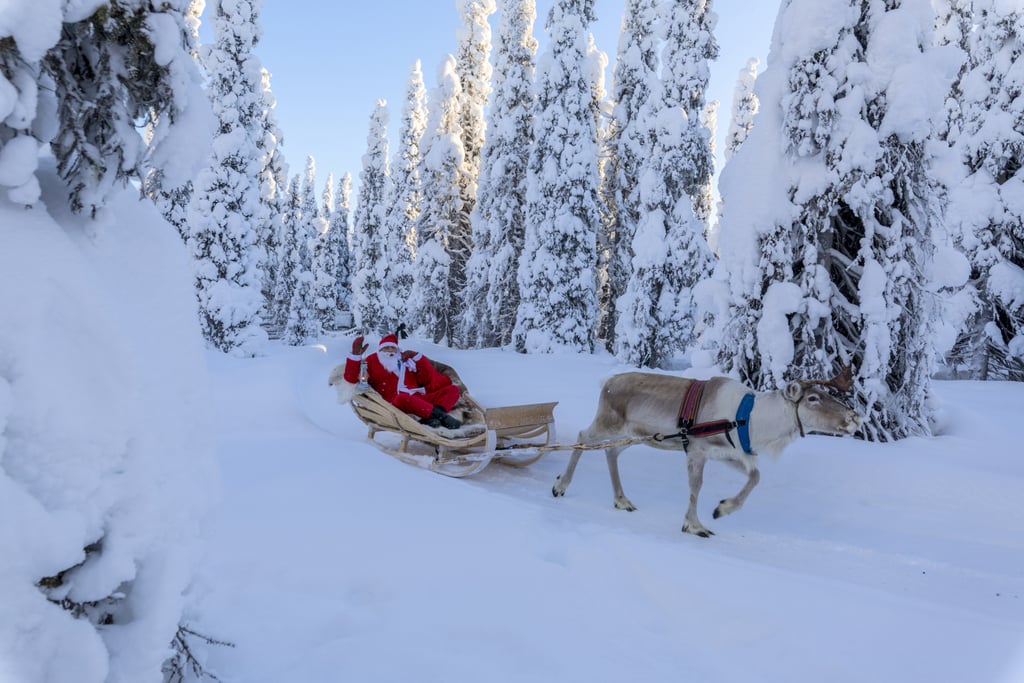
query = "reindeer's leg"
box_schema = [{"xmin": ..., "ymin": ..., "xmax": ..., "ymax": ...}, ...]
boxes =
[
  {"xmin": 605, "ymin": 445, "xmax": 636, "ymax": 511},
  {"xmin": 682, "ymin": 454, "xmax": 713, "ymax": 537},
  {"xmin": 713, "ymin": 461, "xmax": 760, "ymax": 520},
  {"xmin": 553, "ymin": 421, "xmax": 613, "ymax": 499},
  {"xmin": 552, "ymin": 447, "xmax": 583, "ymax": 498}
]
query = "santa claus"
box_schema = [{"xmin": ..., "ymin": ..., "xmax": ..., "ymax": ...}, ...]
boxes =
[{"xmin": 342, "ymin": 333, "xmax": 462, "ymax": 429}]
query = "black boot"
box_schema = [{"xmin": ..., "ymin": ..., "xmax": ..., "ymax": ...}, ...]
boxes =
[
  {"xmin": 420, "ymin": 406, "xmax": 443, "ymax": 428},
  {"xmin": 434, "ymin": 405, "xmax": 462, "ymax": 430}
]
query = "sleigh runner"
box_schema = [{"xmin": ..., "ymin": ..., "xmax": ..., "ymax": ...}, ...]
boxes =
[{"xmin": 335, "ymin": 361, "xmax": 559, "ymax": 477}]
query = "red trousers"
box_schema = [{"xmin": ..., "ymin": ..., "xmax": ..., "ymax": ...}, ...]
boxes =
[{"xmin": 392, "ymin": 384, "xmax": 460, "ymax": 420}]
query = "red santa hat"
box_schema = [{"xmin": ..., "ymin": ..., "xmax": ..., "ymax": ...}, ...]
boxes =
[{"xmin": 378, "ymin": 333, "xmax": 400, "ymax": 350}]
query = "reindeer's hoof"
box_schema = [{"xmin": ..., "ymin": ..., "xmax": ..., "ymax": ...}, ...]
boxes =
[
  {"xmin": 614, "ymin": 497, "xmax": 636, "ymax": 512},
  {"xmin": 713, "ymin": 499, "xmax": 736, "ymax": 519},
  {"xmin": 552, "ymin": 484, "xmax": 564, "ymax": 498},
  {"xmin": 682, "ymin": 524, "xmax": 714, "ymax": 538}
]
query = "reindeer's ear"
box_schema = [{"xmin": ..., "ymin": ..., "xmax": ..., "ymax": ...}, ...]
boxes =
[{"xmin": 783, "ymin": 381, "xmax": 803, "ymax": 403}]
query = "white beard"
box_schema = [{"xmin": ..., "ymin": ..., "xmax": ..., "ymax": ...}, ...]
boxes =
[{"xmin": 379, "ymin": 352, "xmax": 402, "ymax": 375}]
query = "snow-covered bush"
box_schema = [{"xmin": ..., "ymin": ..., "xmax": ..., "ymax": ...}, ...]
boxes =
[
  {"xmin": 0, "ymin": 169, "xmax": 218, "ymax": 683},
  {"xmin": 2, "ymin": 3, "xmax": 219, "ymax": 678}
]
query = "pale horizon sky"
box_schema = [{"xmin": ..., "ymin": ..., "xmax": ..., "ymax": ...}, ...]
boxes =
[{"xmin": 209, "ymin": 1, "xmax": 780, "ymax": 202}]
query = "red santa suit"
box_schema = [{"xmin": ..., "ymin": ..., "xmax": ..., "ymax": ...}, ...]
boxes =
[{"xmin": 344, "ymin": 342, "xmax": 460, "ymax": 421}]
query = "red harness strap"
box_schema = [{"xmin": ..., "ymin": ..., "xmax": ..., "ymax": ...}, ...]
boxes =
[
  {"xmin": 674, "ymin": 379, "xmax": 739, "ymax": 448},
  {"xmin": 677, "ymin": 380, "xmax": 707, "ymax": 427}
]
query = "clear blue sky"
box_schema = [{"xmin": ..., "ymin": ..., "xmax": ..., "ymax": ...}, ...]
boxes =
[{"xmin": 217, "ymin": 0, "xmax": 780, "ymax": 198}]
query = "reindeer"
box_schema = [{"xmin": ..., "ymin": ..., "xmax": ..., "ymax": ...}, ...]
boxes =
[{"xmin": 552, "ymin": 368, "xmax": 862, "ymax": 537}]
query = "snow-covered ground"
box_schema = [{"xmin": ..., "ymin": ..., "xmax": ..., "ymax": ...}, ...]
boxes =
[{"xmin": 193, "ymin": 337, "xmax": 1024, "ymax": 683}]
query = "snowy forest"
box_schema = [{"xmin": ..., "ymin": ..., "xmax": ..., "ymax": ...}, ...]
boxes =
[{"xmin": 2, "ymin": 0, "xmax": 1024, "ymax": 680}]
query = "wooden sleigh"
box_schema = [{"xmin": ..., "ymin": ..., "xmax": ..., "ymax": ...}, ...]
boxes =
[{"xmin": 344, "ymin": 362, "xmax": 559, "ymax": 478}]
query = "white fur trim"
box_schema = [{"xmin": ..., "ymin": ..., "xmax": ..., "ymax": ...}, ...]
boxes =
[
  {"xmin": 333, "ymin": 381, "xmax": 360, "ymax": 405},
  {"xmin": 328, "ymin": 364, "xmax": 360, "ymax": 405},
  {"xmin": 328, "ymin": 364, "xmax": 347, "ymax": 386}
]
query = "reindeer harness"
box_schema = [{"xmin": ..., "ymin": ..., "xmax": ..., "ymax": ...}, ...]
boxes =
[{"xmin": 656, "ymin": 380, "xmax": 756, "ymax": 455}]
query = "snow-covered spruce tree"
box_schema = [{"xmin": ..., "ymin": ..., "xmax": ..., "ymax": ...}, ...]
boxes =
[
  {"xmin": 614, "ymin": 22, "xmax": 715, "ymax": 368},
  {"xmin": 268, "ymin": 173, "xmax": 301, "ymax": 332},
  {"xmin": 1, "ymin": 26, "xmax": 49, "ymax": 206},
  {"xmin": 256, "ymin": 66, "xmax": 289, "ymax": 325},
  {"xmin": 934, "ymin": 0, "xmax": 972, "ymax": 62},
  {"xmin": 724, "ymin": 57, "xmax": 760, "ymax": 161},
  {"xmin": 448, "ymin": 2, "xmax": 495, "ymax": 348},
  {"xmin": 8, "ymin": 0, "xmax": 208, "ymax": 213},
  {"xmin": 351, "ymin": 101, "xmax": 393, "ymax": 335},
  {"xmin": 259, "ymin": 159, "xmax": 289, "ymax": 328},
  {"xmin": 707, "ymin": 2, "xmax": 826, "ymax": 387},
  {"xmin": 143, "ymin": 0, "xmax": 208, "ymax": 238},
  {"xmin": 383, "ymin": 61, "xmax": 427, "ymax": 333},
  {"xmin": 329, "ymin": 173, "xmax": 355, "ymax": 317},
  {"xmin": 44, "ymin": 4, "xmax": 144, "ymax": 213},
  {"xmin": 460, "ymin": 0, "xmax": 539, "ymax": 348},
  {"xmin": 602, "ymin": 0, "xmax": 660, "ymax": 354},
  {"xmin": 825, "ymin": 0, "xmax": 959, "ymax": 438},
  {"xmin": 184, "ymin": 0, "xmax": 269, "ymax": 356},
  {"xmin": 700, "ymin": 4, "xmax": 807, "ymax": 388},
  {"xmin": 147, "ymin": 177, "xmax": 193, "ymax": 241},
  {"xmin": 456, "ymin": 0, "xmax": 496, "ymax": 187},
  {"xmin": 321, "ymin": 179, "xmax": 334, "ymax": 250},
  {"xmin": 930, "ymin": 0, "xmax": 977, "ymax": 378},
  {"xmin": 583, "ymin": 29, "xmax": 611, "ymax": 344},
  {"xmin": 586, "ymin": 30, "xmax": 610, "ymax": 133},
  {"xmin": 283, "ymin": 156, "xmax": 325, "ymax": 344},
  {"xmin": 698, "ymin": 98, "xmax": 719, "ymax": 240},
  {"xmin": 705, "ymin": 0, "xmax": 959, "ymax": 441},
  {"xmin": 146, "ymin": 160, "xmax": 194, "ymax": 239},
  {"xmin": 411, "ymin": 56, "xmax": 466, "ymax": 344},
  {"xmin": 941, "ymin": 0, "xmax": 1024, "ymax": 381},
  {"xmin": 595, "ymin": 54, "xmax": 617, "ymax": 345},
  {"xmin": 514, "ymin": 0, "xmax": 602, "ymax": 353},
  {"xmin": 660, "ymin": 0, "xmax": 719, "ymax": 229},
  {"xmin": 311, "ymin": 172, "xmax": 340, "ymax": 330}
]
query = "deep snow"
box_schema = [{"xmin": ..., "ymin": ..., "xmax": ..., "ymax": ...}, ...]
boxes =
[
  {"xmin": 191, "ymin": 336, "xmax": 1024, "ymax": 683},
  {"xmin": 0, "ymin": 174, "xmax": 218, "ymax": 683}
]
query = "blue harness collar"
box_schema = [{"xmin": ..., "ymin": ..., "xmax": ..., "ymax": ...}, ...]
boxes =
[{"xmin": 736, "ymin": 393, "xmax": 756, "ymax": 455}]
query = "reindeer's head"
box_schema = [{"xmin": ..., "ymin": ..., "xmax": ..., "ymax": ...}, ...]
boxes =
[{"xmin": 782, "ymin": 366, "xmax": 862, "ymax": 437}]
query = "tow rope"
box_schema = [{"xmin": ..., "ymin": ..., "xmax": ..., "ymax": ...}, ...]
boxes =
[{"xmin": 654, "ymin": 380, "xmax": 756, "ymax": 455}]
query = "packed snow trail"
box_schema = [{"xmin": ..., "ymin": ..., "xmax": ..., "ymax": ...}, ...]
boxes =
[{"xmin": 193, "ymin": 338, "xmax": 1024, "ymax": 683}]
